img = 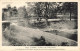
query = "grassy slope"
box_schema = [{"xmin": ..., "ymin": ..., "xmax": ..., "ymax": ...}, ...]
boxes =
[{"xmin": 3, "ymin": 23, "xmax": 77, "ymax": 46}]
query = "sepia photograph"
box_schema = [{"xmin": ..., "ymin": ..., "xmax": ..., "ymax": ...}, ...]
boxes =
[{"xmin": 2, "ymin": 2, "xmax": 78, "ymax": 46}]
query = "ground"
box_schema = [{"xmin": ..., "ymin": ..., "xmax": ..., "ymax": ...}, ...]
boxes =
[{"xmin": 2, "ymin": 19, "xmax": 77, "ymax": 46}]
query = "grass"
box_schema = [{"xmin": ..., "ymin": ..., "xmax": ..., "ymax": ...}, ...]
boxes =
[{"xmin": 2, "ymin": 23, "xmax": 77, "ymax": 46}]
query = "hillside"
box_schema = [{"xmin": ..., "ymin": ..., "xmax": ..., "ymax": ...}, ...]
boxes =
[{"xmin": 3, "ymin": 23, "xmax": 77, "ymax": 46}]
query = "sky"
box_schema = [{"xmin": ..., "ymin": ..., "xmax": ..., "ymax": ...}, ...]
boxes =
[{"xmin": 2, "ymin": 2, "xmax": 28, "ymax": 8}]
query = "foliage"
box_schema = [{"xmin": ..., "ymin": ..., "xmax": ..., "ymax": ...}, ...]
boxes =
[
  {"xmin": 18, "ymin": 6, "xmax": 28, "ymax": 18},
  {"xmin": 34, "ymin": 2, "xmax": 58, "ymax": 19},
  {"xmin": 62, "ymin": 2, "xmax": 78, "ymax": 20}
]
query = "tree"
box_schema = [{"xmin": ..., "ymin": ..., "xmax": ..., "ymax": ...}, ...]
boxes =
[
  {"xmin": 33, "ymin": 2, "xmax": 59, "ymax": 25},
  {"xmin": 34, "ymin": 2, "xmax": 58, "ymax": 19},
  {"xmin": 26, "ymin": 2, "xmax": 37, "ymax": 17},
  {"xmin": 62, "ymin": 2, "xmax": 77, "ymax": 20},
  {"xmin": 18, "ymin": 6, "xmax": 28, "ymax": 18}
]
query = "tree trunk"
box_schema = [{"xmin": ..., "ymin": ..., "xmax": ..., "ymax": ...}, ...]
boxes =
[{"xmin": 70, "ymin": 10, "xmax": 71, "ymax": 21}]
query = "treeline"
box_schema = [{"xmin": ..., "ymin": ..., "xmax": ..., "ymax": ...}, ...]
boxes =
[
  {"xmin": 2, "ymin": 2, "xmax": 77, "ymax": 21},
  {"xmin": 2, "ymin": 5, "xmax": 28, "ymax": 20},
  {"xmin": 26, "ymin": 2, "xmax": 77, "ymax": 20}
]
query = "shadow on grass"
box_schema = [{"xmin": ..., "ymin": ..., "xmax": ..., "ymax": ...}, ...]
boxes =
[{"xmin": 32, "ymin": 36, "xmax": 54, "ymax": 46}]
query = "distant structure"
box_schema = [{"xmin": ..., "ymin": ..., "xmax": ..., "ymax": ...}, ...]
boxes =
[{"xmin": 2, "ymin": 4, "xmax": 18, "ymax": 21}]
